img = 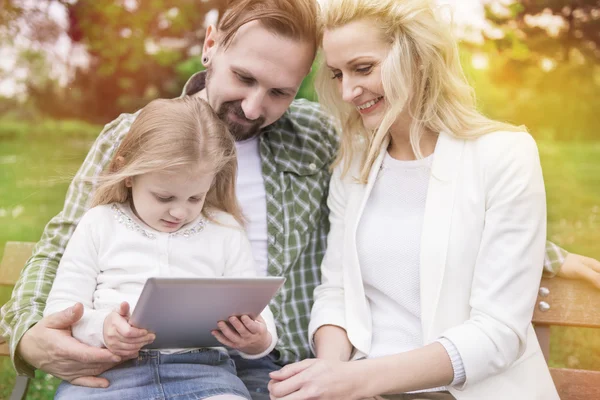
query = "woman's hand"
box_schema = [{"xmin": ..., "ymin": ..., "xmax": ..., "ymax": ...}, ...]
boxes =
[
  {"xmin": 557, "ymin": 253, "xmax": 600, "ymax": 289},
  {"xmin": 268, "ymin": 358, "xmax": 364, "ymax": 400},
  {"xmin": 212, "ymin": 315, "xmax": 272, "ymax": 355},
  {"xmin": 103, "ymin": 301, "xmax": 155, "ymax": 358}
]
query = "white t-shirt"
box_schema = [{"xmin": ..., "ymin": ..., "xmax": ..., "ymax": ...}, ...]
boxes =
[{"xmin": 235, "ymin": 137, "xmax": 269, "ymax": 276}]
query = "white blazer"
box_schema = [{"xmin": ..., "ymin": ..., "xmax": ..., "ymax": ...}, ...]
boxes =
[{"xmin": 309, "ymin": 131, "xmax": 559, "ymax": 400}]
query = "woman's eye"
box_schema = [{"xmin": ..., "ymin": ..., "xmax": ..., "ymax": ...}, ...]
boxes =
[
  {"xmin": 331, "ymin": 71, "xmax": 342, "ymax": 80},
  {"xmin": 357, "ymin": 66, "xmax": 373, "ymax": 74}
]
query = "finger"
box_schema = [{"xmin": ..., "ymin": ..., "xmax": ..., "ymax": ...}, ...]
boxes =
[
  {"xmin": 43, "ymin": 303, "xmax": 84, "ymax": 330},
  {"xmin": 583, "ymin": 256, "xmax": 600, "ymax": 273},
  {"xmin": 63, "ymin": 338, "xmax": 122, "ymax": 364},
  {"xmin": 212, "ymin": 330, "xmax": 235, "ymax": 348},
  {"xmin": 117, "ymin": 302, "xmax": 130, "ymax": 318},
  {"xmin": 70, "ymin": 375, "xmax": 110, "ymax": 388},
  {"xmin": 578, "ymin": 263, "xmax": 600, "ymax": 289},
  {"xmin": 269, "ymin": 359, "xmax": 314, "ymax": 380},
  {"xmin": 240, "ymin": 315, "xmax": 263, "ymax": 335},
  {"xmin": 113, "ymin": 317, "xmax": 149, "ymax": 340},
  {"xmin": 217, "ymin": 321, "xmax": 241, "ymax": 343},
  {"xmin": 268, "ymin": 373, "xmax": 305, "ymax": 399},
  {"xmin": 229, "ymin": 316, "xmax": 252, "ymax": 338}
]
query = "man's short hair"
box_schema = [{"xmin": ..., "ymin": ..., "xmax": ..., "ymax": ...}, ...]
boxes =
[{"xmin": 218, "ymin": 0, "xmax": 320, "ymax": 54}]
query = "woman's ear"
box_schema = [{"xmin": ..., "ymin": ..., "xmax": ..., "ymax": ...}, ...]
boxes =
[{"xmin": 124, "ymin": 177, "xmax": 133, "ymax": 188}]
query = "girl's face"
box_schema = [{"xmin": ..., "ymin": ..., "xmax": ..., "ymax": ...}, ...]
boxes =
[
  {"xmin": 127, "ymin": 165, "xmax": 214, "ymax": 233},
  {"xmin": 323, "ymin": 19, "xmax": 389, "ymax": 131}
]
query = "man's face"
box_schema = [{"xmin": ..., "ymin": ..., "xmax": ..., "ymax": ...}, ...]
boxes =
[{"xmin": 203, "ymin": 21, "xmax": 314, "ymax": 141}]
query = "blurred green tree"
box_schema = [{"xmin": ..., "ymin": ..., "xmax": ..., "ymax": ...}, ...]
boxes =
[{"xmin": 481, "ymin": 0, "xmax": 600, "ymax": 140}]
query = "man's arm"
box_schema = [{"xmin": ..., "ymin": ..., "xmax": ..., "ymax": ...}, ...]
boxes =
[
  {"xmin": 545, "ymin": 241, "xmax": 600, "ymax": 289},
  {"xmin": 0, "ymin": 113, "xmax": 137, "ymax": 380}
]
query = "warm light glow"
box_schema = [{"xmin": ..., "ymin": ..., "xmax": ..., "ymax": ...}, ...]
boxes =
[{"xmin": 472, "ymin": 53, "xmax": 490, "ymax": 70}]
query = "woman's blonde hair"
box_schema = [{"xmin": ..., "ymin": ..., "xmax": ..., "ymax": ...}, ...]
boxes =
[
  {"xmin": 315, "ymin": 0, "xmax": 525, "ymax": 182},
  {"xmin": 91, "ymin": 96, "xmax": 243, "ymax": 224}
]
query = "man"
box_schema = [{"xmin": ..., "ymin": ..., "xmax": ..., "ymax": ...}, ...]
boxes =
[
  {"xmin": 1, "ymin": 1, "xmax": 598, "ymax": 399},
  {"xmin": 0, "ymin": 1, "xmax": 335, "ymax": 399}
]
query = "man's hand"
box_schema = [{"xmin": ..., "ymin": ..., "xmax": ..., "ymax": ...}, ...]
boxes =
[
  {"xmin": 212, "ymin": 315, "xmax": 272, "ymax": 356},
  {"xmin": 557, "ymin": 253, "xmax": 600, "ymax": 289},
  {"xmin": 17, "ymin": 303, "xmax": 122, "ymax": 388},
  {"xmin": 103, "ymin": 302, "xmax": 155, "ymax": 358}
]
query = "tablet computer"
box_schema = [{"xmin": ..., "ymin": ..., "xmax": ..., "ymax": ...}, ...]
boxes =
[{"xmin": 130, "ymin": 276, "xmax": 285, "ymax": 349}]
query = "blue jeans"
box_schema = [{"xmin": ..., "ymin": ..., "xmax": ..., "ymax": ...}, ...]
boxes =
[
  {"xmin": 55, "ymin": 349, "xmax": 251, "ymax": 400},
  {"xmin": 230, "ymin": 352, "xmax": 282, "ymax": 400}
]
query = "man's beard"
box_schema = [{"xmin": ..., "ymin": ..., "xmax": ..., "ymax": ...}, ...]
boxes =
[{"xmin": 205, "ymin": 67, "xmax": 265, "ymax": 141}]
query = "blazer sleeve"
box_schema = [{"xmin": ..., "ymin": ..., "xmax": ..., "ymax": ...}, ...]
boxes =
[
  {"xmin": 441, "ymin": 132, "xmax": 547, "ymax": 387},
  {"xmin": 308, "ymin": 164, "xmax": 349, "ymax": 353}
]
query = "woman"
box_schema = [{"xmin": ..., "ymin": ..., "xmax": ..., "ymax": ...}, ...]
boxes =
[{"xmin": 268, "ymin": 0, "xmax": 559, "ymax": 399}]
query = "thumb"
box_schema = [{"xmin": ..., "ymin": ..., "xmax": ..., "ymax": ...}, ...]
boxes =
[
  {"xmin": 117, "ymin": 302, "xmax": 130, "ymax": 318},
  {"xmin": 44, "ymin": 303, "xmax": 84, "ymax": 329}
]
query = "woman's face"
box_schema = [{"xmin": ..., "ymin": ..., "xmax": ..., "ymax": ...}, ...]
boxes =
[{"xmin": 323, "ymin": 19, "xmax": 390, "ymax": 131}]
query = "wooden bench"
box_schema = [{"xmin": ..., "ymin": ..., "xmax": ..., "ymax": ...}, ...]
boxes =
[
  {"xmin": 1, "ymin": 241, "xmax": 36, "ymax": 400},
  {"xmin": 533, "ymin": 277, "xmax": 600, "ymax": 400},
  {"xmin": 1, "ymin": 241, "xmax": 600, "ymax": 399}
]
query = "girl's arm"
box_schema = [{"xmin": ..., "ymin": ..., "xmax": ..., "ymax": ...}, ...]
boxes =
[
  {"xmin": 308, "ymin": 166, "xmax": 352, "ymax": 356},
  {"xmin": 43, "ymin": 208, "xmax": 111, "ymax": 348}
]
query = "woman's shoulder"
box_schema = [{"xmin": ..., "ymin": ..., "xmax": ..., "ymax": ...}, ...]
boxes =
[{"xmin": 471, "ymin": 130, "xmax": 537, "ymax": 154}]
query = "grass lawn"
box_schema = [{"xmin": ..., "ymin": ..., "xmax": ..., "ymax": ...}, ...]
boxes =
[{"xmin": 0, "ymin": 119, "xmax": 599, "ymax": 398}]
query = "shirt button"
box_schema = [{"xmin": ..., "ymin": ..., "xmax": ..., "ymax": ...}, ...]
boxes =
[{"xmin": 309, "ymin": 163, "xmax": 317, "ymax": 171}]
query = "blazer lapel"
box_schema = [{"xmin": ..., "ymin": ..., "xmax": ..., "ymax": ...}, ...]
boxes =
[{"xmin": 420, "ymin": 132, "xmax": 465, "ymax": 340}]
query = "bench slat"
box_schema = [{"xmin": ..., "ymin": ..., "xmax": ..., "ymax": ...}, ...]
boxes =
[
  {"xmin": 0, "ymin": 241, "xmax": 36, "ymax": 287},
  {"xmin": 533, "ymin": 277, "xmax": 600, "ymax": 329},
  {"xmin": 550, "ymin": 368, "xmax": 600, "ymax": 400}
]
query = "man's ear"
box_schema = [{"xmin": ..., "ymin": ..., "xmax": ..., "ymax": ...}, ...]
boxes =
[{"xmin": 202, "ymin": 25, "xmax": 218, "ymax": 66}]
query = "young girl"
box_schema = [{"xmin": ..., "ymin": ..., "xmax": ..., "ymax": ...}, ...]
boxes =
[{"xmin": 44, "ymin": 96, "xmax": 277, "ymax": 400}]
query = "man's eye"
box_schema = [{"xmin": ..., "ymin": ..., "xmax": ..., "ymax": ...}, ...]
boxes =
[{"xmin": 236, "ymin": 73, "xmax": 254, "ymax": 84}]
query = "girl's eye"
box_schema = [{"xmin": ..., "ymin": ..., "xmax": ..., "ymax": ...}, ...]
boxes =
[
  {"xmin": 156, "ymin": 196, "xmax": 173, "ymax": 202},
  {"xmin": 189, "ymin": 197, "xmax": 202, "ymax": 203}
]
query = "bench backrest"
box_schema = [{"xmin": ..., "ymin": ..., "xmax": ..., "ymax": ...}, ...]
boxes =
[
  {"xmin": 0, "ymin": 241, "xmax": 36, "ymax": 356},
  {"xmin": 1, "ymin": 242, "xmax": 599, "ymax": 398},
  {"xmin": 533, "ymin": 277, "xmax": 600, "ymax": 400}
]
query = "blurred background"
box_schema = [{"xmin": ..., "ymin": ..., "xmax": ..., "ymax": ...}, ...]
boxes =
[{"xmin": 0, "ymin": 0, "xmax": 599, "ymax": 398}]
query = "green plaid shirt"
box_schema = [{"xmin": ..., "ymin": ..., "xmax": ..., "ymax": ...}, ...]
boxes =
[{"xmin": 0, "ymin": 72, "xmax": 339, "ymax": 375}]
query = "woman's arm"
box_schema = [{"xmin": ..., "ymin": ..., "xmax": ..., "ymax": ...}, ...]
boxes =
[
  {"xmin": 269, "ymin": 342, "xmax": 454, "ymax": 399},
  {"xmin": 313, "ymin": 325, "xmax": 353, "ymax": 361},
  {"xmin": 308, "ymin": 166, "xmax": 352, "ymax": 355}
]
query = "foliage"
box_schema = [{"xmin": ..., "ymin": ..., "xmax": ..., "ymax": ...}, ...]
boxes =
[{"xmin": 478, "ymin": 0, "xmax": 600, "ymax": 140}]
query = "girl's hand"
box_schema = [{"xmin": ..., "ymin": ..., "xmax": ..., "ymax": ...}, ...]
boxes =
[
  {"xmin": 212, "ymin": 315, "xmax": 272, "ymax": 355},
  {"xmin": 268, "ymin": 358, "xmax": 364, "ymax": 400},
  {"xmin": 103, "ymin": 301, "xmax": 155, "ymax": 357}
]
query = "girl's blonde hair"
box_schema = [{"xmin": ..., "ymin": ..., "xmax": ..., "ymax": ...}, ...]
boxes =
[
  {"xmin": 91, "ymin": 96, "xmax": 243, "ymax": 224},
  {"xmin": 315, "ymin": 0, "xmax": 526, "ymax": 182}
]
